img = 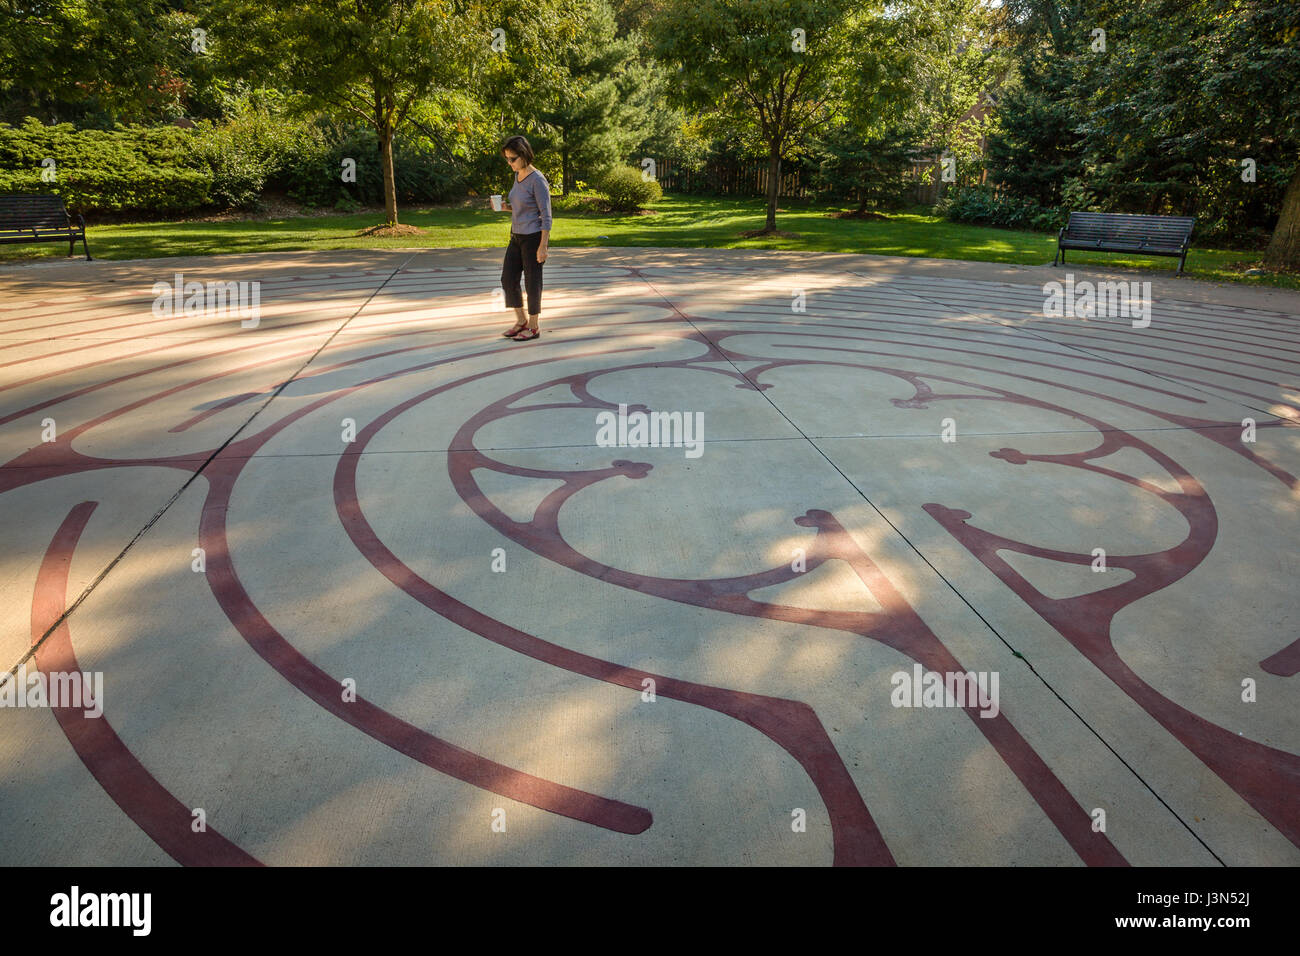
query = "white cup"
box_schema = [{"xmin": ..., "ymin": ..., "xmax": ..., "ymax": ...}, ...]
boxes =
[{"xmin": 491, "ymin": 194, "xmax": 502, "ymax": 211}]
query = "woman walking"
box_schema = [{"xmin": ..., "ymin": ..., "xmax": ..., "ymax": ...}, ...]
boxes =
[{"xmin": 496, "ymin": 136, "xmax": 552, "ymax": 341}]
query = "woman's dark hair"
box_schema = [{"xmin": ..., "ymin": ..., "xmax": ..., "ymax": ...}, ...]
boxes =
[{"xmin": 500, "ymin": 135, "xmax": 534, "ymax": 165}]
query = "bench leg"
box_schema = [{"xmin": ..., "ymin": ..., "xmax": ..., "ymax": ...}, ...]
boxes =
[
  {"xmin": 81, "ymin": 235, "xmax": 92, "ymax": 261},
  {"xmin": 1053, "ymin": 246, "xmax": 1061, "ymax": 267},
  {"xmin": 1176, "ymin": 250, "xmax": 1186, "ymax": 276}
]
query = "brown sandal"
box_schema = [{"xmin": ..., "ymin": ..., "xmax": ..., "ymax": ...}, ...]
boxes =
[
  {"xmin": 502, "ymin": 320, "xmax": 527, "ymax": 337},
  {"xmin": 511, "ymin": 327, "xmax": 540, "ymax": 341}
]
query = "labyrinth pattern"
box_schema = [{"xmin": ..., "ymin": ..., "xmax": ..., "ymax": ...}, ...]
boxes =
[{"xmin": 1, "ymin": 251, "xmax": 1297, "ymax": 866}]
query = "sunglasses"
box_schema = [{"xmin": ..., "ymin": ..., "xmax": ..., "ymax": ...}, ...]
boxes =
[{"xmin": 504, "ymin": 155, "xmax": 520, "ymax": 163}]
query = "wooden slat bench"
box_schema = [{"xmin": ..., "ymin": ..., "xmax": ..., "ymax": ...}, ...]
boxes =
[
  {"xmin": 0, "ymin": 194, "xmax": 92, "ymax": 260},
  {"xmin": 1054, "ymin": 211, "xmax": 1194, "ymax": 275}
]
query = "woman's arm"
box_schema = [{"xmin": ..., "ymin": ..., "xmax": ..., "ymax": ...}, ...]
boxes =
[{"xmin": 537, "ymin": 175, "xmax": 553, "ymax": 243}]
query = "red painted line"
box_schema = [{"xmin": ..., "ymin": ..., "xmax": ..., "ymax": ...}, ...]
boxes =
[
  {"xmin": 337, "ymin": 355, "xmax": 1125, "ymax": 865},
  {"xmin": 194, "ymin": 457, "xmax": 654, "ymax": 837},
  {"xmin": 1259, "ymin": 642, "xmax": 1300, "ymax": 677},
  {"xmin": 8, "ymin": 275, "xmax": 1295, "ymax": 864},
  {"xmin": 925, "ymin": 427, "xmax": 1300, "ymax": 849},
  {"xmin": 0, "ymin": 308, "xmax": 357, "ymax": 379},
  {"xmin": 0, "ymin": 270, "xmax": 395, "ymax": 321},
  {"xmin": 30, "ymin": 501, "xmax": 262, "ymax": 866},
  {"xmin": 337, "ymin": 451, "xmax": 893, "ymax": 865},
  {"xmin": 734, "ymin": 343, "xmax": 1298, "ymax": 492},
  {"xmin": 0, "ymin": 309, "xmax": 659, "ymax": 432}
]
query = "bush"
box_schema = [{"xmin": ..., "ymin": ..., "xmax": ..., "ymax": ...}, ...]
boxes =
[
  {"xmin": 195, "ymin": 111, "xmax": 312, "ymax": 209},
  {"xmin": 940, "ymin": 185, "xmax": 1066, "ymax": 232},
  {"xmin": 596, "ymin": 166, "xmax": 662, "ymax": 211},
  {"xmin": 0, "ymin": 118, "xmax": 214, "ymax": 215},
  {"xmin": 0, "ymin": 119, "xmax": 199, "ymax": 173},
  {"xmin": 0, "ymin": 169, "xmax": 211, "ymax": 216},
  {"xmin": 391, "ymin": 139, "xmax": 460, "ymax": 204}
]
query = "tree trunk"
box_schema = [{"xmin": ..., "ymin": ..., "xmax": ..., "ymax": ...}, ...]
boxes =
[
  {"xmin": 765, "ymin": 148, "xmax": 780, "ymax": 231},
  {"xmin": 380, "ymin": 118, "xmax": 398, "ymax": 225},
  {"xmin": 1264, "ymin": 162, "xmax": 1300, "ymax": 271},
  {"xmin": 562, "ymin": 145, "xmax": 571, "ymax": 197}
]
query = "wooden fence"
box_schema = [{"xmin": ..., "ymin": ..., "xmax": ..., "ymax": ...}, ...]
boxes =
[{"xmin": 638, "ymin": 156, "xmax": 812, "ymax": 198}]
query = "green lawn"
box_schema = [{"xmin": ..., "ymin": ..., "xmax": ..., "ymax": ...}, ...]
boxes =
[{"xmin": 2, "ymin": 193, "xmax": 1293, "ymax": 289}]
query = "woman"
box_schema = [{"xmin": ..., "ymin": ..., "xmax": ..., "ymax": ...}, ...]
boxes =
[{"xmin": 497, "ymin": 135, "xmax": 552, "ymax": 341}]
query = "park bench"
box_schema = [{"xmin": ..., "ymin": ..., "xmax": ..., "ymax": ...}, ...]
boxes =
[
  {"xmin": 1054, "ymin": 211, "xmax": 1194, "ymax": 275},
  {"xmin": 0, "ymin": 194, "xmax": 92, "ymax": 260}
]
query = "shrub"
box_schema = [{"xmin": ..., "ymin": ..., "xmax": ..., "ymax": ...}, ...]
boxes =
[
  {"xmin": 596, "ymin": 165, "xmax": 662, "ymax": 211},
  {"xmin": 195, "ymin": 111, "xmax": 313, "ymax": 209},
  {"xmin": 940, "ymin": 185, "xmax": 1066, "ymax": 232},
  {"xmin": 283, "ymin": 127, "xmax": 378, "ymax": 208}
]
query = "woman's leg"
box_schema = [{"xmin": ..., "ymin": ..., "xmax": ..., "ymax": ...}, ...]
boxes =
[
  {"xmin": 501, "ymin": 236, "xmax": 528, "ymax": 333},
  {"xmin": 501, "ymin": 235, "xmax": 524, "ymax": 310},
  {"xmin": 521, "ymin": 233, "xmax": 544, "ymax": 329}
]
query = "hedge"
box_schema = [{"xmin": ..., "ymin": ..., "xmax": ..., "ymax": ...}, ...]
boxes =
[
  {"xmin": 0, "ymin": 168, "xmax": 211, "ymax": 215},
  {"xmin": 0, "ymin": 115, "xmax": 460, "ymax": 218}
]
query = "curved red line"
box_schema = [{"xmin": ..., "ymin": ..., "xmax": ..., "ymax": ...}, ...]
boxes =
[
  {"xmin": 195, "ymin": 462, "xmax": 653, "ymax": 837},
  {"xmin": 334, "ymin": 453, "xmax": 893, "ymax": 865},
  {"xmin": 1258, "ymin": 643, "xmax": 1300, "ymax": 678},
  {"xmin": 925, "ymin": 497, "xmax": 1300, "ymax": 847},
  {"xmin": 30, "ymin": 501, "xmax": 262, "ymax": 866}
]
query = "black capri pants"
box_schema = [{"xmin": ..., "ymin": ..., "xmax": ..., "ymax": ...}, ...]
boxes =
[{"xmin": 501, "ymin": 230, "xmax": 544, "ymax": 315}]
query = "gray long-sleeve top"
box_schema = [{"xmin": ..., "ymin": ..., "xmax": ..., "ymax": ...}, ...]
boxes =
[{"xmin": 508, "ymin": 169, "xmax": 553, "ymax": 234}]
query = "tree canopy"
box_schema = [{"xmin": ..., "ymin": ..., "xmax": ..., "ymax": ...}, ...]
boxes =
[{"xmin": 1, "ymin": 0, "xmax": 1295, "ymax": 264}]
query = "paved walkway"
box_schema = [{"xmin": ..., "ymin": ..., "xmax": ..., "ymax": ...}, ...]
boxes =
[{"xmin": 1, "ymin": 247, "xmax": 1297, "ymax": 865}]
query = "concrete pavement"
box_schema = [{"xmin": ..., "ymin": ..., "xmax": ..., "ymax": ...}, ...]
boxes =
[{"xmin": 1, "ymin": 246, "xmax": 1297, "ymax": 865}]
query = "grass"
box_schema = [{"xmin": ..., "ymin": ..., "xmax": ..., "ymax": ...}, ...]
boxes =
[{"xmin": 2, "ymin": 193, "xmax": 1294, "ymax": 290}]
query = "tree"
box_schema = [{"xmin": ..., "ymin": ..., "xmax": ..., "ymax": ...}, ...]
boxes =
[
  {"xmin": 984, "ymin": 27, "xmax": 1088, "ymax": 206},
  {"xmin": 991, "ymin": 0, "xmax": 1089, "ymax": 55},
  {"xmin": 986, "ymin": 0, "xmax": 1300, "ymax": 265},
  {"xmin": 809, "ymin": 124, "xmax": 924, "ymax": 214},
  {"xmin": 1078, "ymin": 0, "xmax": 1300, "ymax": 258},
  {"xmin": 0, "ymin": 0, "xmax": 225, "ymax": 125},
  {"xmin": 818, "ymin": 0, "xmax": 1007, "ymax": 211},
  {"xmin": 251, "ymin": 0, "xmax": 497, "ymax": 225},
  {"xmin": 1210, "ymin": 1, "xmax": 1300, "ymax": 269},
  {"xmin": 647, "ymin": 0, "xmax": 860, "ymax": 233},
  {"xmin": 529, "ymin": 0, "xmax": 646, "ymax": 194}
]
